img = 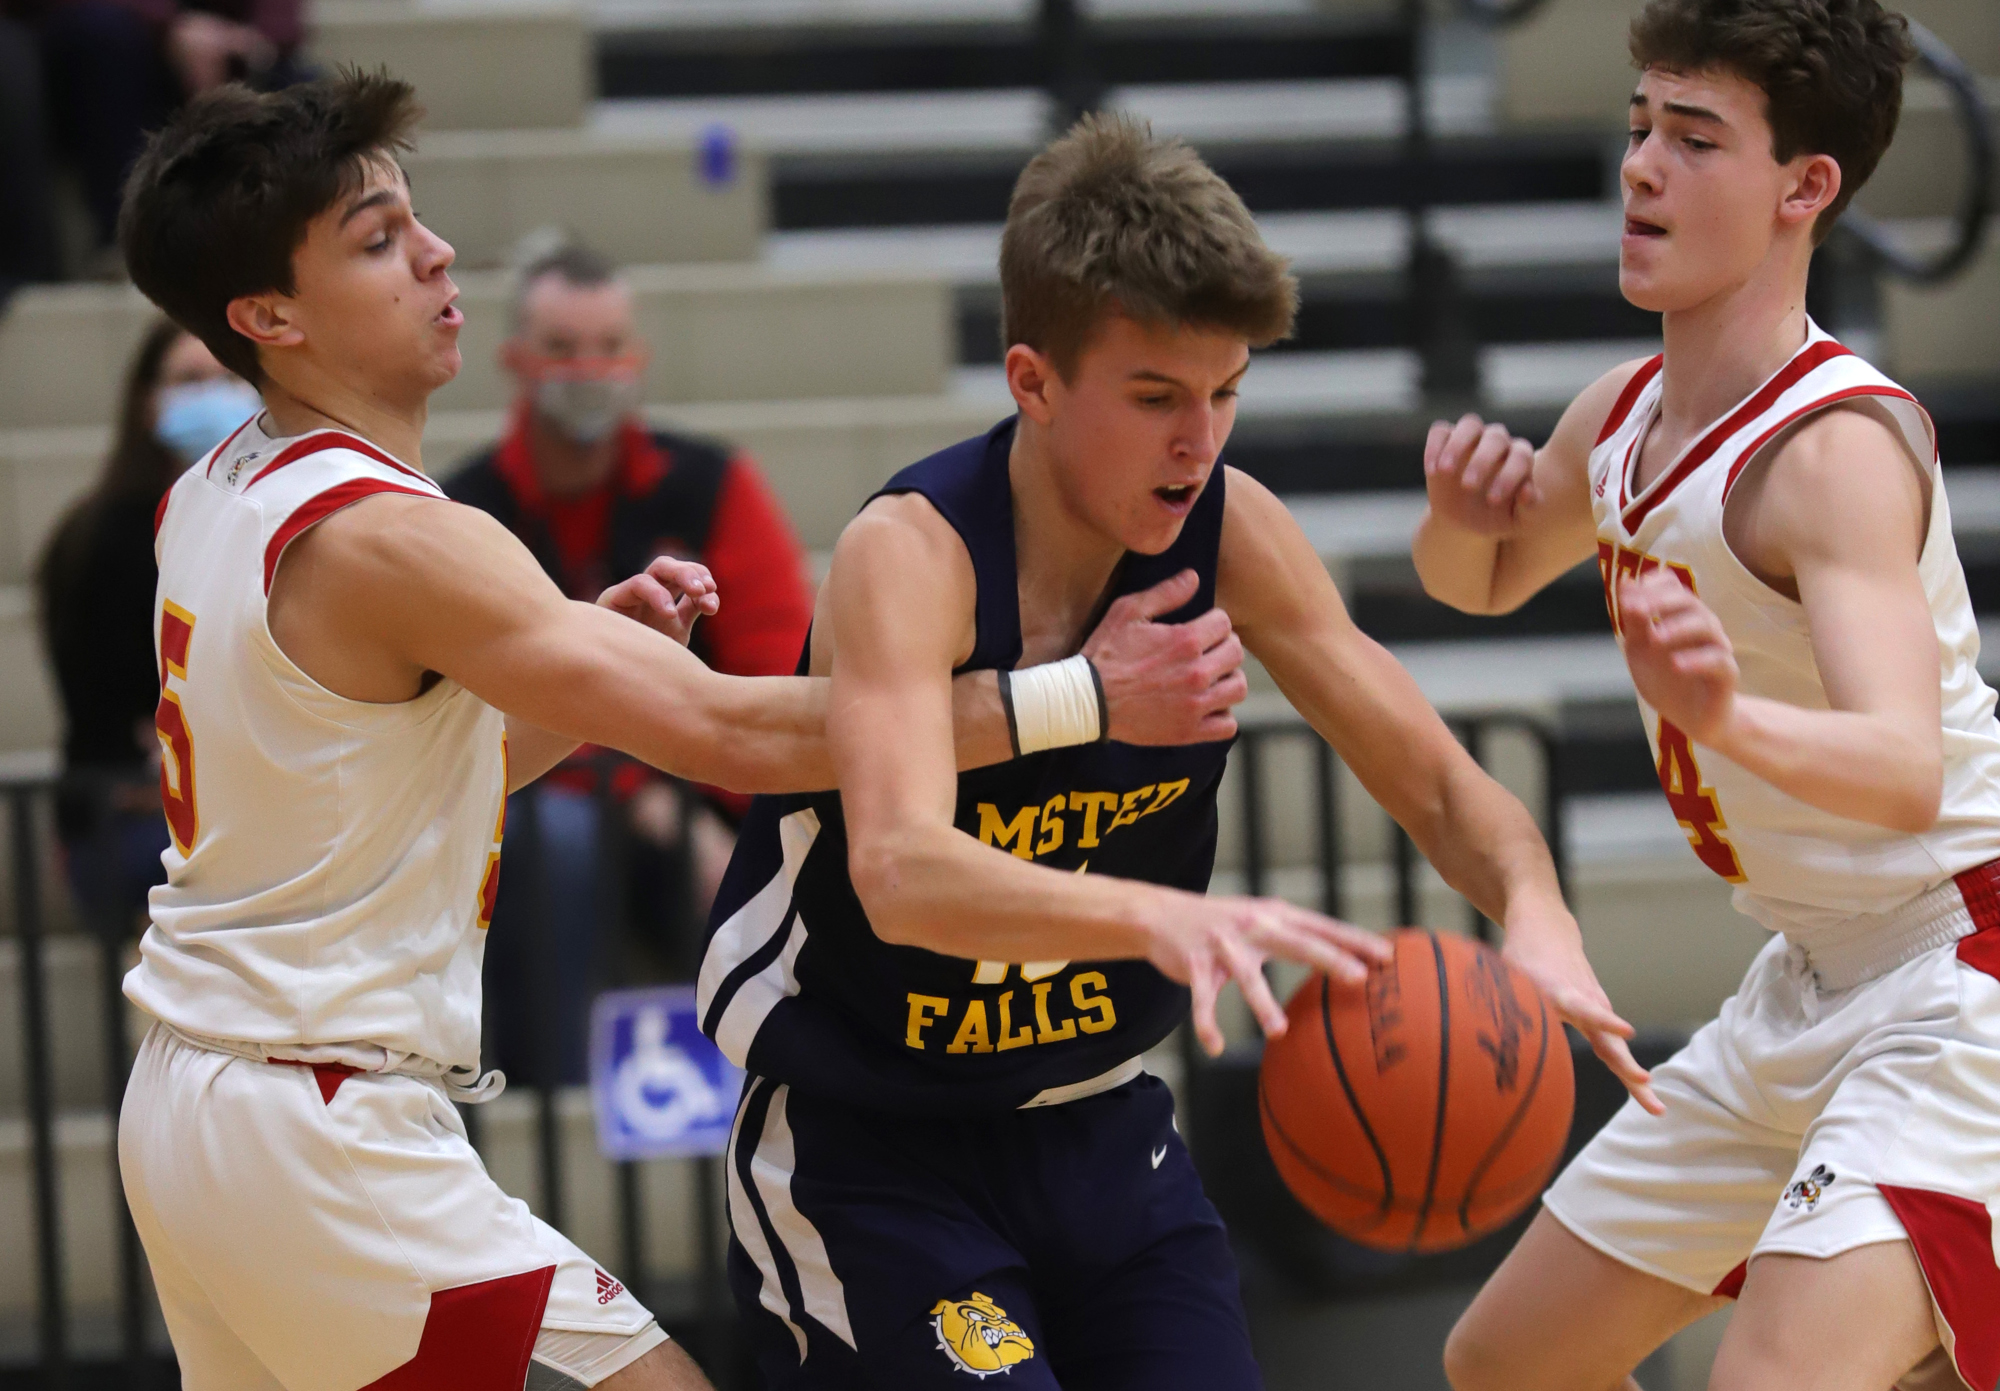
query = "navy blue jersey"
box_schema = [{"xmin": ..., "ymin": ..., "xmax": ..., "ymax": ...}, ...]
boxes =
[{"xmin": 698, "ymin": 417, "xmax": 1233, "ymax": 1113}]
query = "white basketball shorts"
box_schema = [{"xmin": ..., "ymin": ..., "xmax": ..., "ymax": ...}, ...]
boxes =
[
  {"xmin": 1543, "ymin": 867, "xmax": 2000, "ymax": 1391},
  {"xmin": 119, "ymin": 1024, "xmax": 668, "ymax": 1391}
]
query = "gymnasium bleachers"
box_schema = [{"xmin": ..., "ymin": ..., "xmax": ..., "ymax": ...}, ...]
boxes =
[{"xmin": 1, "ymin": 0, "xmax": 1995, "ymax": 1383}]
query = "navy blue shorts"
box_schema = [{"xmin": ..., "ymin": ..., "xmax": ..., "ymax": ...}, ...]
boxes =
[{"xmin": 725, "ymin": 1072, "xmax": 1262, "ymax": 1390}]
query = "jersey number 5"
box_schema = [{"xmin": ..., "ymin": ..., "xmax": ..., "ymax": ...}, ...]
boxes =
[{"xmin": 156, "ymin": 601, "xmax": 198, "ymax": 855}]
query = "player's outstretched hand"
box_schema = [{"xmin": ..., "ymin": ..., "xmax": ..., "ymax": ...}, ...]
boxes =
[
  {"xmin": 1617, "ymin": 569, "xmax": 1739, "ymax": 745},
  {"xmin": 1083, "ymin": 569, "xmax": 1248, "ymax": 745},
  {"xmin": 1424, "ymin": 413, "xmax": 1539, "ymax": 537},
  {"xmin": 597, "ymin": 556, "xmax": 720, "ymax": 648},
  {"xmin": 1502, "ymin": 923, "xmax": 1663, "ymax": 1115},
  {"xmin": 1146, "ymin": 893, "xmax": 1394, "ymax": 1056}
]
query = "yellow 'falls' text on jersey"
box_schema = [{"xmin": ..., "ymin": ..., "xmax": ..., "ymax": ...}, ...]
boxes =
[{"xmin": 698, "ymin": 419, "xmax": 1234, "ymax": 1113}]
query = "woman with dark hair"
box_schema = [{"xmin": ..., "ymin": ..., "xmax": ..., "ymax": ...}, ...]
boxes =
[{"xmin": 36, "ymin": 318, "xmax": 257, "ymax": 930}]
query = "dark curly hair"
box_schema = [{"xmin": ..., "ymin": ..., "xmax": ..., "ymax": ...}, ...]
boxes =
[
  {"xmin": 117, "ymin": 68, "xmax": 423, "ymax": 383},
  {"xmin": 1630, "ymin": 0, "xmax": 1915, "ymax": 242}
]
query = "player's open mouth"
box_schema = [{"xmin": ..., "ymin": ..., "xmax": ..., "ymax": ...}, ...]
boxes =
[
  {"xmin": 437, "ymin": 296, "xmax": 462, "ymax": 328},
  {"xmin": 1155, "ymin": 484, "xmax": 1197, "ymax": 506},
  {"xmin": 1624, "ymin": 217, "xmax": 1667, "ymax": 238}
]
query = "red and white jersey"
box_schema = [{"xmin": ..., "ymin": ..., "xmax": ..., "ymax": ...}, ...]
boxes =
[
  {"xmin": 1588, "ymin": 321, "xmax": 2000, "ymax": 943},
  {"xmin": 125, "ymin": 416, "xmax": 507, "ymax": 1074}
]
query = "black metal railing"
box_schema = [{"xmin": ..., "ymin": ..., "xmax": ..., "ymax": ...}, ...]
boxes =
[
  {"xmin": 1843, "ymin": 18, "xmax": 1995, "ymax": 286},
  {"xmin": 1230, "ymin": 710, "xmax": 1567, "ymax": 945}
]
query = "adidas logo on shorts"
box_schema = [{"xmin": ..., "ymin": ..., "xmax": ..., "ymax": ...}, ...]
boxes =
[{"xmin": 596, "ymin": 1269, "xmax": 624, "ymax": 1305}]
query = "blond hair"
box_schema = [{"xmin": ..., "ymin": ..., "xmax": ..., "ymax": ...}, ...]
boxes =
[{"xmin": 999, "ymin": 113, "xmax": 1297, "ymax": 374}]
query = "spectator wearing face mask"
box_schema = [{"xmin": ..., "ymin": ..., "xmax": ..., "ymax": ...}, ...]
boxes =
[
  {"xmin": 36, "ymin": 319, "xmax": 260, "ymax": 930},
  {"xmin": 445, "ymin": 241, "xmax": 814, "ymax": 1082}
]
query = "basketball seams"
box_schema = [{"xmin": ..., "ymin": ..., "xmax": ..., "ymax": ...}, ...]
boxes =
[
  {"xmin": 1257, "ymin": 1073, "xmax": 1403, "ymax": 1215},
  {"xmin": 1455, "ymin": 979, "xmax": 1552, "ymax": 1234},
  {"xmin": 1259, "ymin": 932, "xmax": 1576, "ymax": 1251},
  {"xmin": 1319, "ymin": 974, "xmax": 1396, "ymax": 1217},
  {"xmin": 1410, "ymin": 934, "xmax": 1452, "ymax": 1251}
]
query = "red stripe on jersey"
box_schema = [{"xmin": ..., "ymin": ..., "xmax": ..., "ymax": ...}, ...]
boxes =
[
  {"xmin": 246, "ymin": 430, "xmax": 432, "ymax": 490},
  {"xmin": 201, "ymin": 417, "xmax": 259, "ymax": 482},
  {"xmin": 1595, "ymin": 356, "xmax": 1663, "ymax": 446},
  {"xmin": 1710, "ymin": 1260, "xmax": 1748, "ymax": 1300},
  {"xmin": 263, "ymin": 479, "xmax": 435, "ymax": 593},
  {"xmin": 1877, "ymin": 1184, "xmax": 2000, "ymax": 1391},
  {"xmin": 1621, "ymin": 341, "xmax": 1852, "ymax": 533},
  {"xmin": 360, "ymin": 1266, "xmax": 556, "ymax": 1391},
  {"xmin": 1956, "ymin": 862, "xmax": 2000, "ymax": 982},
  {"xmin": 153, "ymin": 487, "xmax": 172, "ymax": 540},
  {"xmin": 1718, "ymin": 386, "xmax": 1931, "ymax": 501}
]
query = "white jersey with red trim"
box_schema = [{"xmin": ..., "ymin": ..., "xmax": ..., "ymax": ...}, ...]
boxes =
[
  {"xmin": 125, "ymin": 416, "xmax": 507, "ymax": 1073},
  {"xmin": 1587, "ymin": 320, "xmax": 2000, "ymax": 943}
]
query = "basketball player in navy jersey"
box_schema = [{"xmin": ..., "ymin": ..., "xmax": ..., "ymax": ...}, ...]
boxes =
[{"xmin": 700, "ymin": 115, "xmax": 1654, "ymax": 1389}]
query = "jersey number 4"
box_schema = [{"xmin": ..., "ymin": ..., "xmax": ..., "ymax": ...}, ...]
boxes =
[{"xmin": 155, "ymin": 601, "xmax": 198, "ymax": 855}]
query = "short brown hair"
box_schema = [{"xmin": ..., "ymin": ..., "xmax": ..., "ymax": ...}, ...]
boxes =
[
  {"xmin": 1000, "ymin": 114, "xmax": 1297, "ymax": 373},
  {"xmin": 119, "ymin": 68, "xmax": 424, "ymax": 383},
  {"xmin": 1630, "ymin": 0, "xmax": 1914, "ymax": 242}
]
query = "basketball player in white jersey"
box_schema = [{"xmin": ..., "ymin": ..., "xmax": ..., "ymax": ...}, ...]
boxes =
[
  {"xmin": 110, "ymin": 73, "xmax": 1264, "ymax": 1391},
  {"xmin": 1413, "ymin": 2, "xmax": 2000, "ymax": 1389}
]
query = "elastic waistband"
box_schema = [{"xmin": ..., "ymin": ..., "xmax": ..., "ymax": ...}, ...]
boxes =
[
  {"xmin": 1018, "ymin": 1056, "xmax": 1144, "ymax": 1109},
  {"xmin": 1791, "ymin": 860, "xmax": 2000, "ymax": 991},
  {"xmin": 151, "ymin": 1020, "xmax": 506, "ymax": 1104}
]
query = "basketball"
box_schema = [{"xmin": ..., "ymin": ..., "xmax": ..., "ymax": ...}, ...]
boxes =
[{"xmin": 1258, "ymin": 928, "xmax": 1575, "ymax": 1253}]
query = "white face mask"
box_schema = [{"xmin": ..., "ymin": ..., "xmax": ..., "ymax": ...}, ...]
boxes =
[{"xmin": 530, "ymin": 362, "xmax": 642, "ymax": 445}]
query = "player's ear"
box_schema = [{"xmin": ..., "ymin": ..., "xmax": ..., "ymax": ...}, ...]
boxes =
[
  {"xmin": 226, "ymin": 292, "xmax": 306, "ymax": 356},
  {"xmin": 1005, "ymin": 342, "xmax": 1061, "ymax": 425},
  {"xmin": 1778, "ymin": 153, "xmax": 1841, "ymax": 234}
]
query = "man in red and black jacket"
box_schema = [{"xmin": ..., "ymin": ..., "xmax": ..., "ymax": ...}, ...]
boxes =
[
  {"xmin": 445, "ymin": 397, "xmax": 812, "ymax": 711},
  {"xmin": 446, "ymin": 241, "xmax": 814, "ymax": 1081}
]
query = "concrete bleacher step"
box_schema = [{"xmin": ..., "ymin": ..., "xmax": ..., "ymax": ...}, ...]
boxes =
[
  {"xmin": 0, "ymin": 262, "xmax": 953, "ymax": 431},
  {"xmin": 309, "ymin": 0, "xmax": 593, "ymax": 132},
  {"xmin": 405, "ymin": 128, "xmax": 768, "ymax": 270},
  {"xmin": 950, "ymin": 337, "xmax": 1663, "ymax": 421},
  {"xmin": 597, "ymin": 1, "xmax": 1412, "ymax": 104},
  {"xmin": 0, "ymin": 392, "xmax": 997, "ymax": 589},
  {"xmin": 593, "ymin": 74, "xmax": 1492, "ymax": 162},
  {"xmin": 769, "ymin": 202, "xmax": 1627, "ymax": 285}
]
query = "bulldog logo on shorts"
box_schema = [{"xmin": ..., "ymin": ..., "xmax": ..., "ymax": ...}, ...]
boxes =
[
  {"xmin": 1784, "ymin": 1164, "xmax": 1836, "ymax": 1212},
  {"xmin": 930, "ymin": 1292, "xmax": 1036, "ymax": 1377}
]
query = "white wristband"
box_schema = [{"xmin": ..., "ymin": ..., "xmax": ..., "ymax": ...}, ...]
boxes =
[{"xmin": 999, "ymin": 654, "xmax": 1108, "ymax": 755}]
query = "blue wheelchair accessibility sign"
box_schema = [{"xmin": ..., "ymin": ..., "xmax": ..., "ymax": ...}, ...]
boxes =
[{"xmin": 589, "ymin": 986, "xmax": 743, "ymax": 1160}]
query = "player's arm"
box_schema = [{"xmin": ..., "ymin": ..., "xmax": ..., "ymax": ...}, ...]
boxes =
[
  {"xmin": 829, "ymin": 492, "xmax": 1390, "ymax": 1055},
  {"xmin": 287, "ymin": 496, "xmax": 1250, "ymax": 796},
  {"xmin": 503, "ymin": 555, "xmax": 722, "ymax": 789},
  {"xmin": 279, "ymin": 495, "xmax": 838, "ymax": 792},
  {"xmin": 1220, "ymin": 468, "xmax": 1660, "ymax": 1111},
  {"xmin": 1618, "ymin": 406, "xmax": 1942, "ymax": 833},
  {"xmin": 498, "ymin": 553, "xmax": 1251, "ymax": 796},
  {"xmin": 1412, "ymin": 361, "xmax": 1647, "ymax": 613}
]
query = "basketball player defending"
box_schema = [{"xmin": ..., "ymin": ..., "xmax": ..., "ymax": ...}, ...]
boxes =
[
  {"xmin": 700, "ymin": 114, "xmax": 1651, "ymax": 1390},
  {"xmin": 1416, "ymin": 3, "xmax": 2000, "ymax": 1388},
  {"xmin": 113, "ymin": 76, "xmax": 1254, "ymax": 1391}
]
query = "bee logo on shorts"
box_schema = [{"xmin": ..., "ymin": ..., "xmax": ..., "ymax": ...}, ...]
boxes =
[
  {"xmin": 1783, "ymin": 1164, "xmax": 1836, "ymax": 1213},
  {"xmin": 930, "ymin": 1292, "xmax": 1036, "ymax": 1377}
]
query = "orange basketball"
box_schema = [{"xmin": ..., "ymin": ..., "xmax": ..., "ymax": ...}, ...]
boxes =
[{"xmin": 1258, "ymin": 928, "xmax": 1574, "ymax": 1253}]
